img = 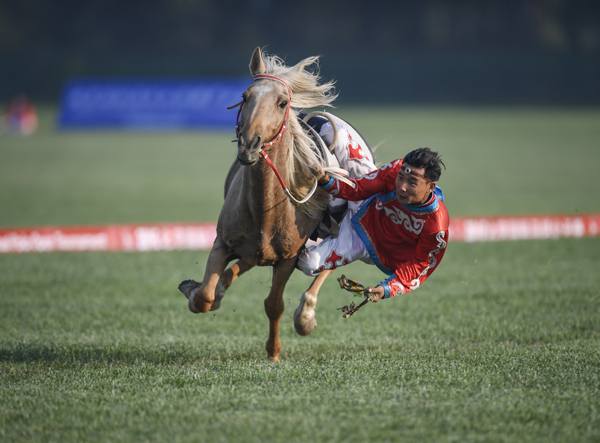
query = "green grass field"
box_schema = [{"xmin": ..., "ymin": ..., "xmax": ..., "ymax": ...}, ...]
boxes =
[
  {"xmin": 1, "ymin": 106, "xmax": 599, "ymax": 227},
  {"xmin": 1, "ymin": 106, "xmax": 600, "ymax": 442}
]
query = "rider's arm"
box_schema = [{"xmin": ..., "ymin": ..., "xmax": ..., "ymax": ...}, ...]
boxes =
[
  {"xmin": 319, "ymin": 159, "xmax": 402, "ymax": 201},
  {"xmin": 378, "ymin": 228, "xmax": 448, "ymax": 300}
]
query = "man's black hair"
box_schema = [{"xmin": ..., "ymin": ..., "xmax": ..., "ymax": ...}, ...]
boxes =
[{"xmin": 403, "ymin": 148, "xmax": 446, "ymax": 182}]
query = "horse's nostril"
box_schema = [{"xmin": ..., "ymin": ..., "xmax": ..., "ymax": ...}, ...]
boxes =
[{"xmin": 249, "ymin": 136, "xmax": 262, "ymax": 152}]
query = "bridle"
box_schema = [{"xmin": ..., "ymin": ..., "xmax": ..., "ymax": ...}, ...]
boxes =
[
  {"xmin": 228, "ymin": 75, "xmax": 319, "ymax": 205},
  {"xmin": 228, "ymin": 74, "xmax": 291, "ymax": 150}
]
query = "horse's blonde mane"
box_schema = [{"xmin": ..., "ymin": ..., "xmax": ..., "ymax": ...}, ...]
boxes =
[
  {"xmin": 261, "ymin": 53, "xmax": 338, "ymax": 109},
  {"xmin": 261, "ymin": 52, "xmax": 337, "ymax": 217}
]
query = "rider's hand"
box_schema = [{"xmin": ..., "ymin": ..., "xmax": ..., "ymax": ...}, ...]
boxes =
[
  {"xmin": 317, "ymin": 171, "xmax": 331, "ymax": 186},
  {"xmin": 367, "ymin": 285, "xmax": 385, "ymax": 302}
]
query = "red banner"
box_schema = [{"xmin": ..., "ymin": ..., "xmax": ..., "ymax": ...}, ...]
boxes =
[
  {"xmin": 0, "ymin": 223, "xmax": 217, "ymax": 253},
  {"xmin": 1, "ymin": 214, "xmax": 599, "ymax": 253},
  {"xmin": 449, "ymin": 213, "xmax": 600, "ymax": 242}
]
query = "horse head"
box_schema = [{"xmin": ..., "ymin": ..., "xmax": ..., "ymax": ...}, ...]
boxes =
[{"xmin": 236, "ymin": 48, "xmax": 293, "ymax": 165}]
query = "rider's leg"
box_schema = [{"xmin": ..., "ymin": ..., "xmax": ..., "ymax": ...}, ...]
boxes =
[
  {"xmin": 294, "ymin": 208, "xmax": 371, "ymax": 336},
  {"xmin": 319, "ymin": 115, "xmax": 377, "ymax": 179}
]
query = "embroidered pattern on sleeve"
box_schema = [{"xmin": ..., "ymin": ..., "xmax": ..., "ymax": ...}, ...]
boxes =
[
  {"xmin": 409, "ymin": 231, "xmax": 447, "ymax": 290},
  {"xmin": 390, "ymin": 281, "xmax": 405, "ymax": 297}
]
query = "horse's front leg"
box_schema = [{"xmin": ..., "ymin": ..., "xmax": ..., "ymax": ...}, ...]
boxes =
[
  {"xmin": 180, "ymin": 236, "xmax": 231, "ymax": 313},
  {"xmin": 264, "ymin": 257, "xmax": 297, "ymax": 362},
  {"xmin": 180, "ymin": 256, "xmax": 254, "ymax": 312},
  {"xmin": 293, "ymin": 269, "xmax": 335, "ymax": 336},
  {"xmin": 212, "ymin": 259, "xmax": 255, "ymax": 311}
]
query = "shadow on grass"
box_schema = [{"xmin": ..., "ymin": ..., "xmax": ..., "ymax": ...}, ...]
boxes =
[
  {"xmin": 0, "ymin": 339, "xmax": 429, "ymax": 366},
  {"xmin": 0, "ymin": 341, "xmax": 267, "ymax": 366}
]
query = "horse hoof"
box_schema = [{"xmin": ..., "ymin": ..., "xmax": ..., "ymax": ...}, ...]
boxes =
[
  {"xmin": 188, "ymin": 287, "xmax": 214, "ymax": 314},
  {"xmin": 178, "ymin": 279, "xmax": 200, "ymax": 300},
  {"xmin": 293, "ymin": 292, "xmax": 318, "ymax": 336}
]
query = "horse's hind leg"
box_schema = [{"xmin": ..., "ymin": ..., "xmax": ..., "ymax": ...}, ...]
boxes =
[
  {"xmin": 264, "ymin": 257, "xmax": 296, "ymax": 362},
  {"xmin": 293, "ymin": 269, "xmax": 334, "ymax": 336}
]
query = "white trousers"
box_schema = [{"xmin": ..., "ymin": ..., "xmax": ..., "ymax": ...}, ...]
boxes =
[
  {"xmin": 320, "ymin": 115, "xmax": 376, "ymax": 177},
  {"xmin": 298, "ymin": 115, "xmax": 377, "ymax": 276},
  {"xmin": 298, "ymin": 203, "xmax": 373, "ymax": 276},
  {"xmin": 319, "ymin": 115, "xmax": 377, "ymax": 212}
]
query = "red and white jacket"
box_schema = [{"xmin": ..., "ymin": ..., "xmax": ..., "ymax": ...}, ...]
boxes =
[{"xmin": 319, "ymin": 159, "xmax": 449, "ymax": 298}]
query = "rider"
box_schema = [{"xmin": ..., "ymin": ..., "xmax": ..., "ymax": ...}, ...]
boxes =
[{"xmin": 297, "ymin": 147, "xmax": 449, "ymax": 306}]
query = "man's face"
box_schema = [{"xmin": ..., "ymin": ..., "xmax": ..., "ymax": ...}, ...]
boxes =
[{"xmin": 395, "ymin": 163, "xmax": 435, "ymax": 205}]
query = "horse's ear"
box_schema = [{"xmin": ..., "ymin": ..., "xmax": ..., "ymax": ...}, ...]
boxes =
[{"xmin": 249, "ymin": 47, "xmax": 266, "ymax": 76}]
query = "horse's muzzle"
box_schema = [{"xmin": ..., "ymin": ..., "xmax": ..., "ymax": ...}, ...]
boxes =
[{"xmin": 237, "ymin": 135, "xmax": 262, "ymax": 165}]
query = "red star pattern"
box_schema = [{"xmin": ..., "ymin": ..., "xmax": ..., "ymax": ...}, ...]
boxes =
[
  {"xmin": 347, "ymin": 134, "xmax": 365, "ymax": 160},
  {"xmin": 317, "ymin": 250, "xmax": 349, "ymax": 273}
]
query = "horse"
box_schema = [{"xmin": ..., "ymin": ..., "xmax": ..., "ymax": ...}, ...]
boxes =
[{"xmin": 179, "ymin": 47, "xmax": 346, "ymax": 361}]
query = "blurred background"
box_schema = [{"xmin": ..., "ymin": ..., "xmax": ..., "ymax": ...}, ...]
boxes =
[
  {"xmin": 1, "ymin": 0, "xmax": 599, "ymax": 230},
  {"xmin": 1, "ymin": 0, "xmax": 599, "ymax": 105},
  {"xmin": 3, "ymin": 6, "xmax": 600, "ymax": 442}
]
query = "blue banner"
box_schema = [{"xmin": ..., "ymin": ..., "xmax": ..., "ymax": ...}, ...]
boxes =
[{"xmin": 59, "ymin": 78, "xmax": 248, "ymax": 130}]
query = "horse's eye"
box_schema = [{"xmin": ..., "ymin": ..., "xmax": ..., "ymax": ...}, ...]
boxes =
[{"xmin": 279, "ymin": 100, "xmax": 288, "ymax": 109}]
